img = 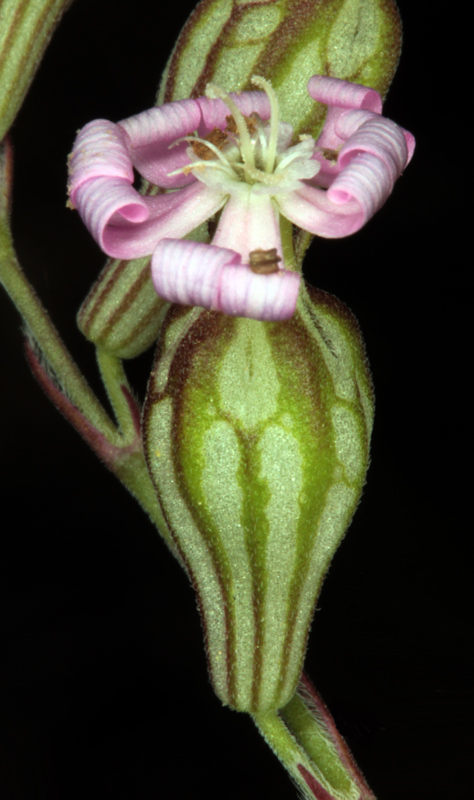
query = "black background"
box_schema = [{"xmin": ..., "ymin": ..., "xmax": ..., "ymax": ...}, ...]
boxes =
[{"xmin": 1, "ymin": 1, "xmax": 471, "ymax": 798}]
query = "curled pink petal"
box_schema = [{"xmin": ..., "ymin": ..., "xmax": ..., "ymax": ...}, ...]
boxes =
[
  {"xmin": 337, "ymin": 114, "xmax": 409, "ymax": 181},
  {"xmin": 324, "ymin": 114, "xmax": 413, "ymax": 222},
  {"xmin": 328, "ymin": 152, "xmax": 395, "ymax": 221},
  {"xmin": 74, "ymin": 177, "xmax": 226, "ymax": 260},
  {"xmin": 279, "ymin": 127, "xmax": 406, "ymax": 236},
  {"xmin": 307, "ymin": 75, "xmax": 382, "ymax": 113},
  {"xmin": 311, "ymin": 109, "xmax": 413, "ymax": 189},
  {"xmin": 305, "ymin": 84, "xmax": 414, "ymax": 225},
  {"xmin": 333, "ymin": 108, "xmax": 380, "ymax": 139},
  {"xmin": 72, "ymin": 176, "xmax": 149, "ymax": 252},
  {"xmin": 118, "ymin": 99, "xmax": 201, "ymax": 149},
  {"xmin": 276, "ymin": 184, "xmax": 364, "ymax": 238},
  {"xmin": 151, "ymin": 239, "xmax": 300, "ymax": 320},
  {"xmin": 68, "ymin": 120, "xmax": 134, "ymax": 206},
  {"xmin": 152, "ymin": 239, "xmax": 240, "ymax": 309},
  {"xmin": 118, "ymin": 99, "xmax": 203, "ymax": 189},
  {"xmin": 309, "ymin": 76, "xmax": 383, "ymax": 157},
  {"xmin": 220, "ymin": 265, "xmax": 300, "ymax": 320},
  {"xmin": 399, "ymin": 126, "xmax": 416, "ymax": 164}
]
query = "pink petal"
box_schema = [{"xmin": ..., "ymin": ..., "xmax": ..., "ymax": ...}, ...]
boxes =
[
  {"xmin": 151, "ymin": 239, "xmax": 300, "ymax": 321},
  {"xmin": 151, "ymin": 239, "xmax": 240, "ymax": 308},
  {"xmin": 279, "ymin": 111, "xmax": 411, "ymax": 237},
  {"xmin": 309, "ymin": 76, "xmax": 383, "ymax": 164},
  {"xmin": 326, "ymin": 115, "xmax": 413, "ymax": 221},
  {"xmin": 276, "ymin": 184, "xmax": 364, "ymax": 238},
  {"xmin": 68, "ymin": 120, "xmax": 134, "ymax": 207},
  {"xmin": 72, "ymin": 176, "xmax": 147, "ymax": 249},
  {"xmin": 118, "ymin": 99, "xmax": 201, "ymax": 149},
  {"xmin": 212, "ymin": 192, "xmax": 283, "ymax": 263},
  {"xmin": 336, "ymin": 113, "xmax": 408, "ymax": 180},
  {"xmin": 307, "ymin": 76, "xmax": 383, "ymax": 114},
  {"xmin": 118, "ymin": 99, "xmax": 203, "ymax": 189},
  {"xmin": 336, "ymin": 110, "xmax": 413, "ymax": 171},
  {"xmin": 74, "ymin": 178, "xmax": 227, "ymax": 259},
  {"xmin": 327, "ymin": 153, "xmax": 395, "ymax": 221},
  {"xmin": 219, "ymin": 265, "xmax": 300, "ymax": 320},
  {"xmin": 299, "ymin": 81, "xmax": 415, "ymax": 232},
  {"xmin": 310, "ymin": 109, "xmax": 397, "ymax": 189}
]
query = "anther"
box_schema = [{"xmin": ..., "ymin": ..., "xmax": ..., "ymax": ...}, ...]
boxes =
[{"xmin": 190, "ymin": 128, "xmax": 228, "ymax": 160}]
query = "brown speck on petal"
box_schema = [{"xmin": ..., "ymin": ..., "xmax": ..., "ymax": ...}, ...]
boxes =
[
  {"xmin": 321, "ymin": 147, "xmax": 339, "ymax": 163},
  {"xmin": 249, "ymin": 248, "xmax": 281, "ymax": 274}
]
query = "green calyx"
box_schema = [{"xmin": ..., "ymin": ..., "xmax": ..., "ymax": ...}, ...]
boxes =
[
  {"xmin": 77, "ymin": 253, "xmax": 169, "ymax": 359},
  {"xmin": 143, "ymin": 284, "xmax": 374, "ymax": 713},
  {"xmin": 159, "ymin": 0, "xmax": 402, "ymax": 138}
]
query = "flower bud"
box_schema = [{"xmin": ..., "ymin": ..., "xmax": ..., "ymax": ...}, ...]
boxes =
[
  {"xmin": 77, "ymin": 253, "xmax": 168, "ymax": 359},
  {"xmin": 143, "ymin": 285, "xmax": 374, "ymax": 712},
  {"xmin": 0, "ymin": 0, "xmax": 73, "ymax": 141},
  {"xmin": 159, "ymin": 0, "xmax": 402, "ymax": 137}
]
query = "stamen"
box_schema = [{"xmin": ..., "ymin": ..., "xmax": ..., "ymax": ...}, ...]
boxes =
[
  {"xmin": 275, "ymin": 144, "xmax": 314, "ymax": 173},
  {"xmin": 167, "ymin": 157, "xmax": 235, "ymax": 178},
  {"xmin": 206, "ymin": 84, "xmax": 255, "ymax": 169},
  {"xmin": 251, "ymin": 76, "xmax": 279, "ymax": 174},
  {"xmin": 166, "ymin": 133, "xmax": 236, "ymax": 179}
]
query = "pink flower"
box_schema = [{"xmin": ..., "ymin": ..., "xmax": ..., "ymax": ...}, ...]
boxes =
[{"xmin": 68, "ymin": 76, "xmax": 414, "ymax": 321}]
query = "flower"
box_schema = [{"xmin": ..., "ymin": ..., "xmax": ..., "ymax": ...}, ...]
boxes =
[{"xmin": 68, "ymin": 76, "xmax": 414, "ymax": 321}]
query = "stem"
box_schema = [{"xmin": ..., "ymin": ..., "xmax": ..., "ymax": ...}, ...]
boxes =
[
  {"xmin": 0, "ymin": 144, "xmax": 180, "ymax": 560},
  {"xmin": 96, "ymin": 348, "xmax": 141, "ymax": 441},
  {"xmin": 0, "ymin": 217, "xmax": 116, "ymax": 438},
  {"xmin": 24, "ymin": 338, "xmax": 180, "ymax": 559},
  {"xmin": 252, "ymin": 674, "xmax": 375, "ymax": 800},
  {"xmin": 94, "ymin": 347, "xmax": 181, "ymax": 556}
]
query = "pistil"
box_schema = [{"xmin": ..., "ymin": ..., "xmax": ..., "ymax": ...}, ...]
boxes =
[{"xmin": 251, "ymin": 76, "xmax": 279, "ymax": 174}]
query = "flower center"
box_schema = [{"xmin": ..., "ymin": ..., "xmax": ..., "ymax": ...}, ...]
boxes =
[
  {"xmin": 169, "ymin": 76, "xmax": 320, "ymax": 193},
  {"xmin": 205, "ymin": 75, "xmax": 281, "ymax": 177}
]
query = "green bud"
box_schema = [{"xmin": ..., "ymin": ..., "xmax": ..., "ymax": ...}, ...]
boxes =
[
  {"xmin": 159, "ymin": 0, "xmax": 402, "ymax": 137},
  {"xmin": 77, "ymin": 253, "xmax": 169, "ymax": 359},
  {"xmin": 0, "ymin": 0, "xmax": 74, "ymax": 141},
  {"xmin": 143, "ymin": 285, "xmax": 374, "ymax": 712}
]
